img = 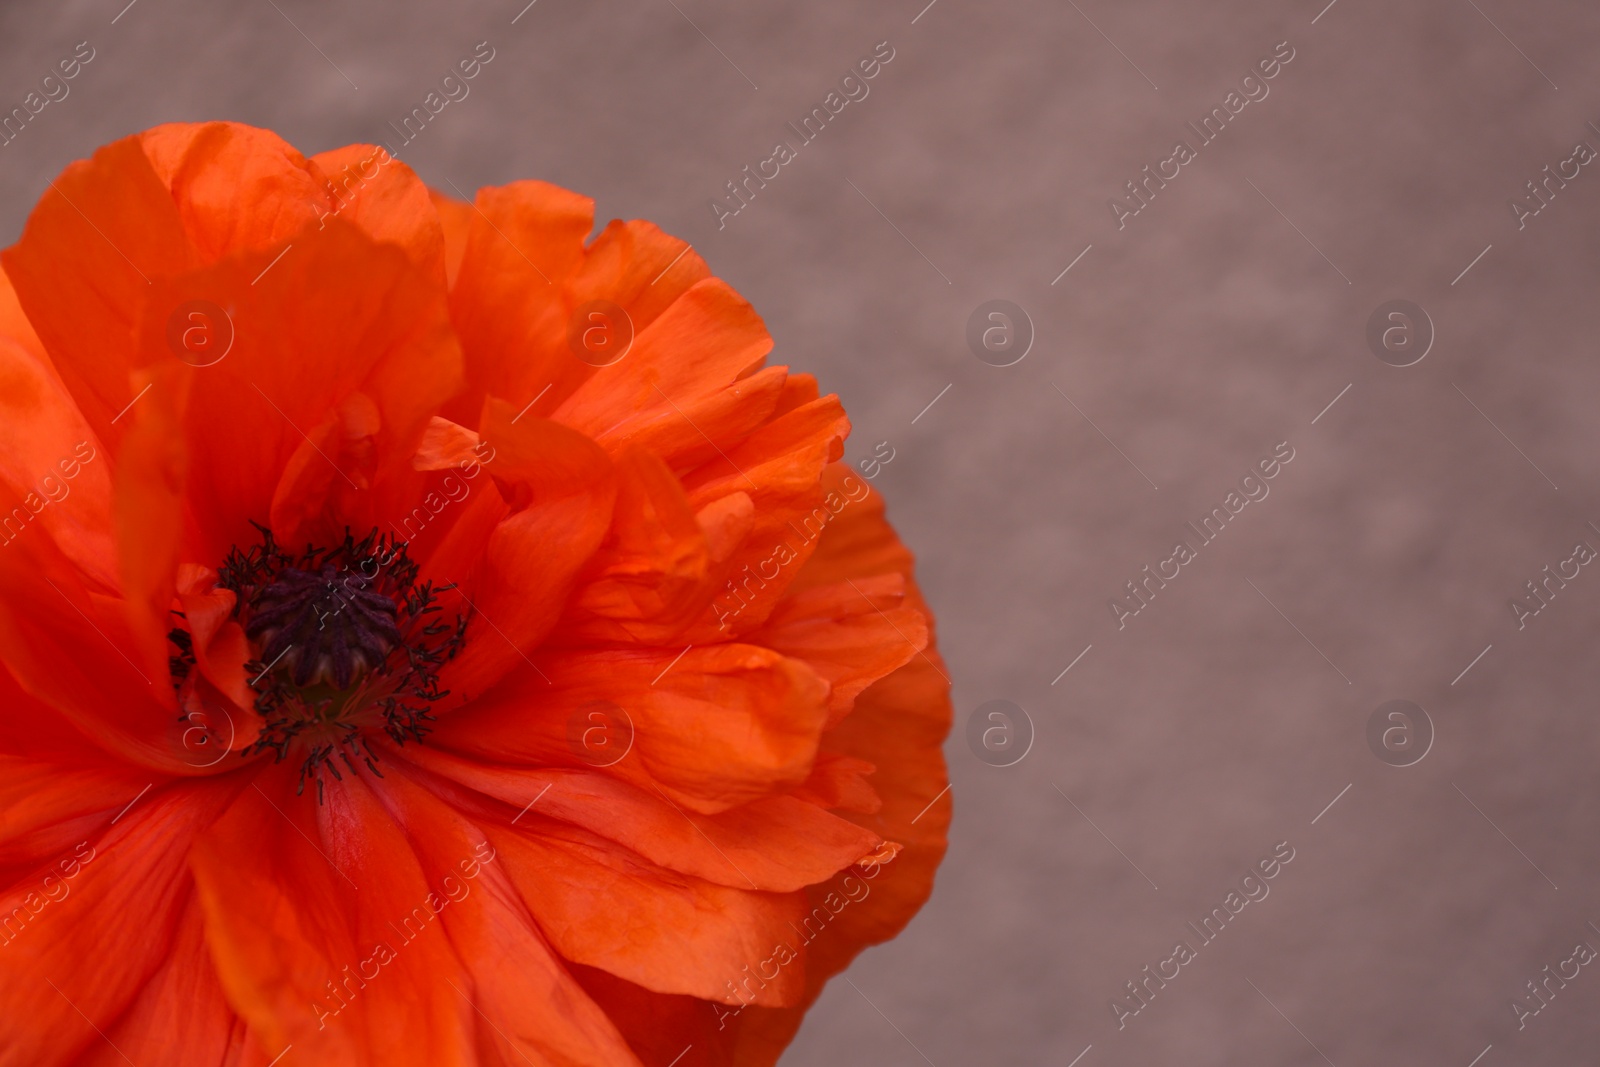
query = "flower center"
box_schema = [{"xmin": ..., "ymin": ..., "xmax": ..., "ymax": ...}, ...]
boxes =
[
  {"xmin": 249, "ymin": 563, "xmax": 402, "ymax": 690},
  {"xmin": 199, "ymin": 525, "xmax": 468, "ymax": 798}
]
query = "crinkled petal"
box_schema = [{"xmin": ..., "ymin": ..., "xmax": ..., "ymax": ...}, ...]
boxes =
[
  {"xmin": 391, "ymin": 746, "xmax": 885, "ymax": 893},
  {"xmin": 430, "ymin": 644, "xmax": 829, "ymax": 814},
  {"xmin": 432, "ymin": 401, "xmax": 616, "ymax": 705},
  {"xmin": 188, "ymin": 765, "xmax": 477, "ymax": 1066},
  {"xmin": 0, "ymin": 779, "xmax": 238, "ymax": 1067},
  {"xmin": 489, "ymin": 814, "xmax": 808, "ymax": 1006},
  {"xmin": 75, "ymin": 895, "xmax": 254, "ymax": 1066},
  {"xmin": 366, "ymin": 760, "xmax": 644, "ymax": 1067}
]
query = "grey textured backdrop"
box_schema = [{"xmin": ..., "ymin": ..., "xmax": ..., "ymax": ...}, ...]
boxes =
[{"xmin": 3, "ymin": 0, "xmax": 1600, "ymax": 1064}]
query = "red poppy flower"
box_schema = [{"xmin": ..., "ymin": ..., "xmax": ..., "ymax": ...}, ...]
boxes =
[{"xmin": 0, "ymin": 121, "xmax": 950, "ymax": 1066}]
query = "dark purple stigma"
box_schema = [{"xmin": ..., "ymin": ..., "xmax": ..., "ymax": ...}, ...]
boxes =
[
  {"xmin": 246, "ymin": 564, "xmax": 401, "ymax": 689},
  {"xmin": 210, "ymin": 525, "xmax": 469, "ymax": 797}
]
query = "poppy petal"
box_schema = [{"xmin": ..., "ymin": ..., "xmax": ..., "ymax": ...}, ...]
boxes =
[
  {"xmin": 677, "ymin": 395, "xmax": 853, "ymax": 640},
  {"xmin": 751, "ymin": 570, "xmax": 926, "ymax": 726},
  {"xmin": 730, "ymin": 654, "xmax": 952, "ymax": 1065},
  {"xmin": 0, "ymin": 135, "xmax": 192, "ymax": 450},
  {"xmin": 0, "ymin": 331, "xmax": 117, "ymax": 593},
  {"xmin": 431, "ymin": 643, "xmax": 829, "ymax": 813},
  {"xmin": 364, "ymin": 761, "xmax": 646, "ymax": 1067},
  {"xmin": 489, "ymin": 815, "xmax": 809, "ymax": 1007},
  {"xmin": 443, "ymin": 185, "xmax": 718, "ymax": 431},
  {"xmin": 0, "ymin": 636, "xmax": 111, "ymax": 764},
  {"xmin": 140, "ymin": 121, "xmax": 324, "ymax": 261},
  {"xmin": 309, "ymin": 145, "xmax": 445, "ymax": 283},
  {"xmin": 564, "ymin": 964, "xmax": 733, "ymax": 1067},
  {"xmin": 433, "ymin": 401, "xmax": 616, "ymax": 704},
  {"xmin": 0, "ymin": 780, "xmax": 236, "ymax": 1067},
  {"xmin": 189, "ymin": 765, "xmax": 477, "ymax": 1066},
  {"xmin": 110, "ymin": 360, "xmax": 191, "ymax": 685},
  {"xmin": 4, "ymin": 123, "xmax": 340, "ymax": 452},
  {"xmin": 125, "ymin": 218, "xmax": 462, "ymax": 563},
  {"xmin": 391, "ymin": 745, "xmax": 885, "ymax": 893},
  {"xmin": 789, "ymin": 752, "xmax": 882, "ymax": 815},
  {"xmin": 592, "ymin": 364, "xmax": 789, "ymax": 474},
  {"xmin": 721, "ymin": 479, "xmax": 953, "ymax": 1062},
  {"xmin": 0, "ymin": 515, "xmax": 185, "ymax": 772},
  {"xmin": 552, "ymin": 279, "xmax": 771, "ymax": 442},
  {"xmin": 569, "ymin": 219, "xmax": 712, "ymax": 329},
  {"xmin": 175, "ymin": 574, "xmax": 256, "ymax": 716},
  {"xmin": 74, "ymin": 895, "xmax": 252, "ymax": 1067},
  {"xmin": 555, "ymin": 446, "xmax": 713, "ymax": 646},
  {"xmin": 428, "ymin": 190, "xmax": 473, "ymax": 289},
  {"xmin": 444, "ymin": 180, "xmax": 594, "ymax": 426},
  {"xmin": 0, "ymin": 753, "xmax": 150, "ymax": 873}
]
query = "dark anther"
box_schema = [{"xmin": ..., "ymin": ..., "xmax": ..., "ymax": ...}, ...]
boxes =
[
  {"xmin": 215, "ymin": 525, "xmax": 471, "ymax": 798},
  {"xmin": 167, "ymin": 622, "xmax": 195, "ymax": 691}
]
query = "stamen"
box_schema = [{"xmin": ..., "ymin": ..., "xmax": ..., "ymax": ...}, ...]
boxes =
[
  {"xmin": 167, "ymin": 617, "xmax": 195, "ymax": 691},
  {"xmin": 209, "ymin": 525, "xmax": 471, "ymax": 798}
]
